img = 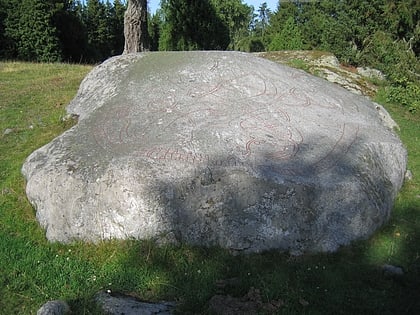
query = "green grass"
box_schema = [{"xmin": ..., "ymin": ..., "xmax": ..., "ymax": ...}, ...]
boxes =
[{"xmin": 1, "ymin": 61, "xmax": 419, "ymax": 314}]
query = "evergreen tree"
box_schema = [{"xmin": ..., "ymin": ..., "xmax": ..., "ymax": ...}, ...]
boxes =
[
  {"xmin": 149, "ymin": 12, "xmax": 162, "ymax": 51},
  {"xmin": 53, "ymin": 0, "xmax": 88, "ymax": 62},
  {"xmin": 4, "ymin": 0, "xmax": 62, "ymax": 62},
  {"xmin": 0, "ymin": 0, "xmax": 10, "ymax": 58},
  {"xmin": 210, "ymin": 0, "xmax": 253, "ymax": 50},
  {"xmin": 159, "ymin": 0, "xmax": 229, "ymax": 51},
  {"xmin": 85, "ymin": 0, "xmax": 111, "ymax": 61},
  {"xmin": 268, "ymin": 16, "xmax": 302, "ymax": 51},
  {"xmin": 256, "ymin": 2, "xmax": 271, "ymax": 37},
  {"xmin": 382, "ymin": 0, "xmax": 419, "ymax": 54},
  {"xmin": 111, "ymin": 0, "xmax": 126, "ymax": 55}
]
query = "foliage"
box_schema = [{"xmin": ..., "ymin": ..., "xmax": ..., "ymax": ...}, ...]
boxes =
[
  {"xmin": 358, "ymin": 30, "xmax": 420, "ymax": 113},
  {"xmin": 0, "ymin": 0, "xmax": 417, "ymax": 92},
  {"xmin": 148, "ymin": 10, "xmax": 161, "ymax": 51},
  {"xmin": 3, "ymin": 0, "xmax": 62, "ymax": 62},
  {"xmin": 268, "ymin": 16, "xmax": 303, "ymax": 51},
  {"xmin": 253, "ymin": 2, "xmax": 271, "ymax": 37},
  {"xmin": 385, "ymin": 80, "xmax": 420, "ymax": 113},
  {"xmin": 158, "ymin": 0, "xmax": 229, "ymax": 51},
  {"xmin": 359, "ymin": 31, "xmax": 419, "ymax": 83},
  {"xmin": 53, "ymin": 0, "xmax": 88, "ymax": 62},
  {"xmin": 261, "ymin": 0, "xmax": 419, "ymax": 115},
  {"xmin": 108, "ymin": 0, "xmax": 126, "ymax": 55},
  {"xmin": 0, "ymin": 61, "xmax": 419, "ymax": 314},
  {"xmin": 0, "ymin": 0, "xmax": 125, "ymax": 63},
  {"xmin": 236, "ymin": 36, "xmax": 265, "ymax": 53},
  {"xmin": 84, "ymin": 0, "xmax": 113, "ymax": 61},
  {"xmin": 210, "ymin": 0, "xmax": 253, "ymax": 50},
  {"xmin": 0, "ymin": 0, "xmax": 8, "ymax": 57}
]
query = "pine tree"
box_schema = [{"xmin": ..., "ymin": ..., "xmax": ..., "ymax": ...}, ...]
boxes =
[
  {"xmin": 148, "ymin": 12, "xmax": 161, "ymax": 51},
  {"xmin": 85, "ymin": 0, "xmax": 111, "ymax": 61},
  {"xmin": 53, "ymin": 0, "xmax": 88, "ymax": 62},
  {"xmin": 4, "ymin": 0, "xmax": 62, "ymax": 62},
  {"xmin": 0, "ymin": 0, "xmax": 9, "ymax": 57},
  {"xmin": 111, "ymin": 0, "xmax": 126, "ymax": 55},
  {"xmin": 268, "ymin": 16, "xmax": 303, "ymax": 51},
  {"xmin": 210, "ymin": 0, "xmax": 253, "ymax": 50},
  {"xmin": 159, "ymin": 0, "xmax": 229, "ymax": 51}
]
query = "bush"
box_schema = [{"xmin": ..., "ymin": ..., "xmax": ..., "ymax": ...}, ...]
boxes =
[
  {"xmin": 236, "ymin": 36, "xmax": 266, "ymax": 52},
  {"xmin": 268, "ymin": 16, "xmax": 303, "ymax": 51},
  {"xmin": 359, "ymin": 31, "xmax": 419, "ymax": 84},
  {"xmin": 359, "ymin": 31, "xmax": 419, "ymax": 113},
  {"xmin": 385, "ymin": 79, "xmax": 420, "ymax": 113}
]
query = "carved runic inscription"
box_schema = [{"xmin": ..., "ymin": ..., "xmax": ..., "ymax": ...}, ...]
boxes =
[{"xmin": 91, "ymin": 55, "xmax": 359, "ymax": 175}]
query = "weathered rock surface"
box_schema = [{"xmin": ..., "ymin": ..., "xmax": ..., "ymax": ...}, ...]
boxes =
[
  {"xmin": 95, "ymin": 291, "xmax": 175, "ymax": 315},
  {"xmin": 258, "ymin": 51, "xmax": 384, "ymax": 96},
  {"xmin": 37, "ymin": 300, "xmax": 70, "ymax": 315},
  {"xmin": 22, "ymin": 51, "xmax": 406, "ymax": 253},
  {"xmin": 382, "ymin": 264, "xmax": 404, "ymax": 276}
]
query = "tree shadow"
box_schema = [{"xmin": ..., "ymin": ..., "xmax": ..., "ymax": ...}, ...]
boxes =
[
  {"xmin": 145, "ymin": 130, "xmax": 405, "ymax": 256},
  {"xmin": 65, "ymin": 131, "xmax": 416, "ymax": 314}
]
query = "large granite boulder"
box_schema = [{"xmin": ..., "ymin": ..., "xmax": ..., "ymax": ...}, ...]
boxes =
[{"xmin": 22, "ymin": 52, "xmax": 407, "ymax": 254}]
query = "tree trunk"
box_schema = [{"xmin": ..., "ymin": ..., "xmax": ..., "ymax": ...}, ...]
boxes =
[{"xmin": 123, "ymin": 0, "xmax": 149, "ymax": 54}]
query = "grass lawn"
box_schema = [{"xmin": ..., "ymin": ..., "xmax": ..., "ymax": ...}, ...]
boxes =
[{"xmin": 0, "ymin": 60, "xmax": 419, "ymax": 314}]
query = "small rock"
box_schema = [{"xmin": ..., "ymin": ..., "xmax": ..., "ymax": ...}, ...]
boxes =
[
  {"xmin": 37, "ymin": 300, "xmax": 70, "ymax": 315},
  {"xmin": 315, "ymin": 54, "xmax": 341, "ymax": 68},
  {"xmin": 299, "ymin": 297, "xmax": 310, "ymax": 306},
  {"xmin": 405, "ymin": 170, "xmax": 413, "ymax": 181},
  {"xmin": 373, "ymin": 102, "xmax": 400, "ymax": 131},
  {"xmin": 382, "ymin": 264, "xmax": 404, "ymax": 276},
  {"xmin": 357, "ymin": 67, "xmax": 386, "ymax": 81},
  {"xmin": 95, "ymin": 291, "xmax": 175, "ymax": 315},
  {"xmin": 3, "ymin": 128, "xmax": 13, "ymax": 136},
  {"xmin": 61, "ymin": 113, "xmax": 79, "ymax": 122}
]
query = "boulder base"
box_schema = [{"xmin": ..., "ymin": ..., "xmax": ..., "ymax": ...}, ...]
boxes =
[{"xmin": 22, "ymin": 52, "xmax": 406, "ymax": 254}]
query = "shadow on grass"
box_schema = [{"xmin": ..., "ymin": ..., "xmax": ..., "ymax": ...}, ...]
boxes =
[{"xmin": 64, "ymin": 134, "xmax": 419, "ymax": 314}]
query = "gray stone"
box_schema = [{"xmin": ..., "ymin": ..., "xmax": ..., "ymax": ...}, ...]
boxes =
[
  {"xmin": 37, "ymin": 300, "xmax": 70, "ymax": 315},
  {"xmin": 382, "ymin": 264, "xmax": 404, "ymax": 276},
  {"xmin": 357, "ymin": 67, "xmax": 386, "ymax": 81},
  {"xmin": 405, "ymin": 169, "xmax": 413, "ymax": 181},
  {"xmin": 313, "ymin": 54, "xmax": 341, "ymax": 68},
  {"xmin": 22, "ymin": 51, "xmax": 407, "ymax": 254},
  {"xmin": 95, "ymin": 291, "xmax": 175, "ymax": 315},
  {"xmin": 373, "ymin": 102, "xmax": 400, "ymax": 131},
  {"xmin": 3, "ymin": 128, "xmax": 13, "ymax": 136}
]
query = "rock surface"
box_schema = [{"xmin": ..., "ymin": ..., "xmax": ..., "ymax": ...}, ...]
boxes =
[
  {"xmin": 382, "ymin": 264, "xmax": 404, "ymax": 276},
  {"xmin": 22, "ymin": 51, "xmax": 407, "ymax": 254},
  {"xmin": 3, "ymin": 128, "xmax": 13, "ymax": 136},
  {"xmin": 258, "ymin": 51, "xmax": 384, "ymax": 96},
  {"xmin": 95, "ymin": 291, "xmax": 175, "ymax": 315},
  {"xmin": 37, "ymin": 300, "xmax": 70, "ymax": 315}
]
